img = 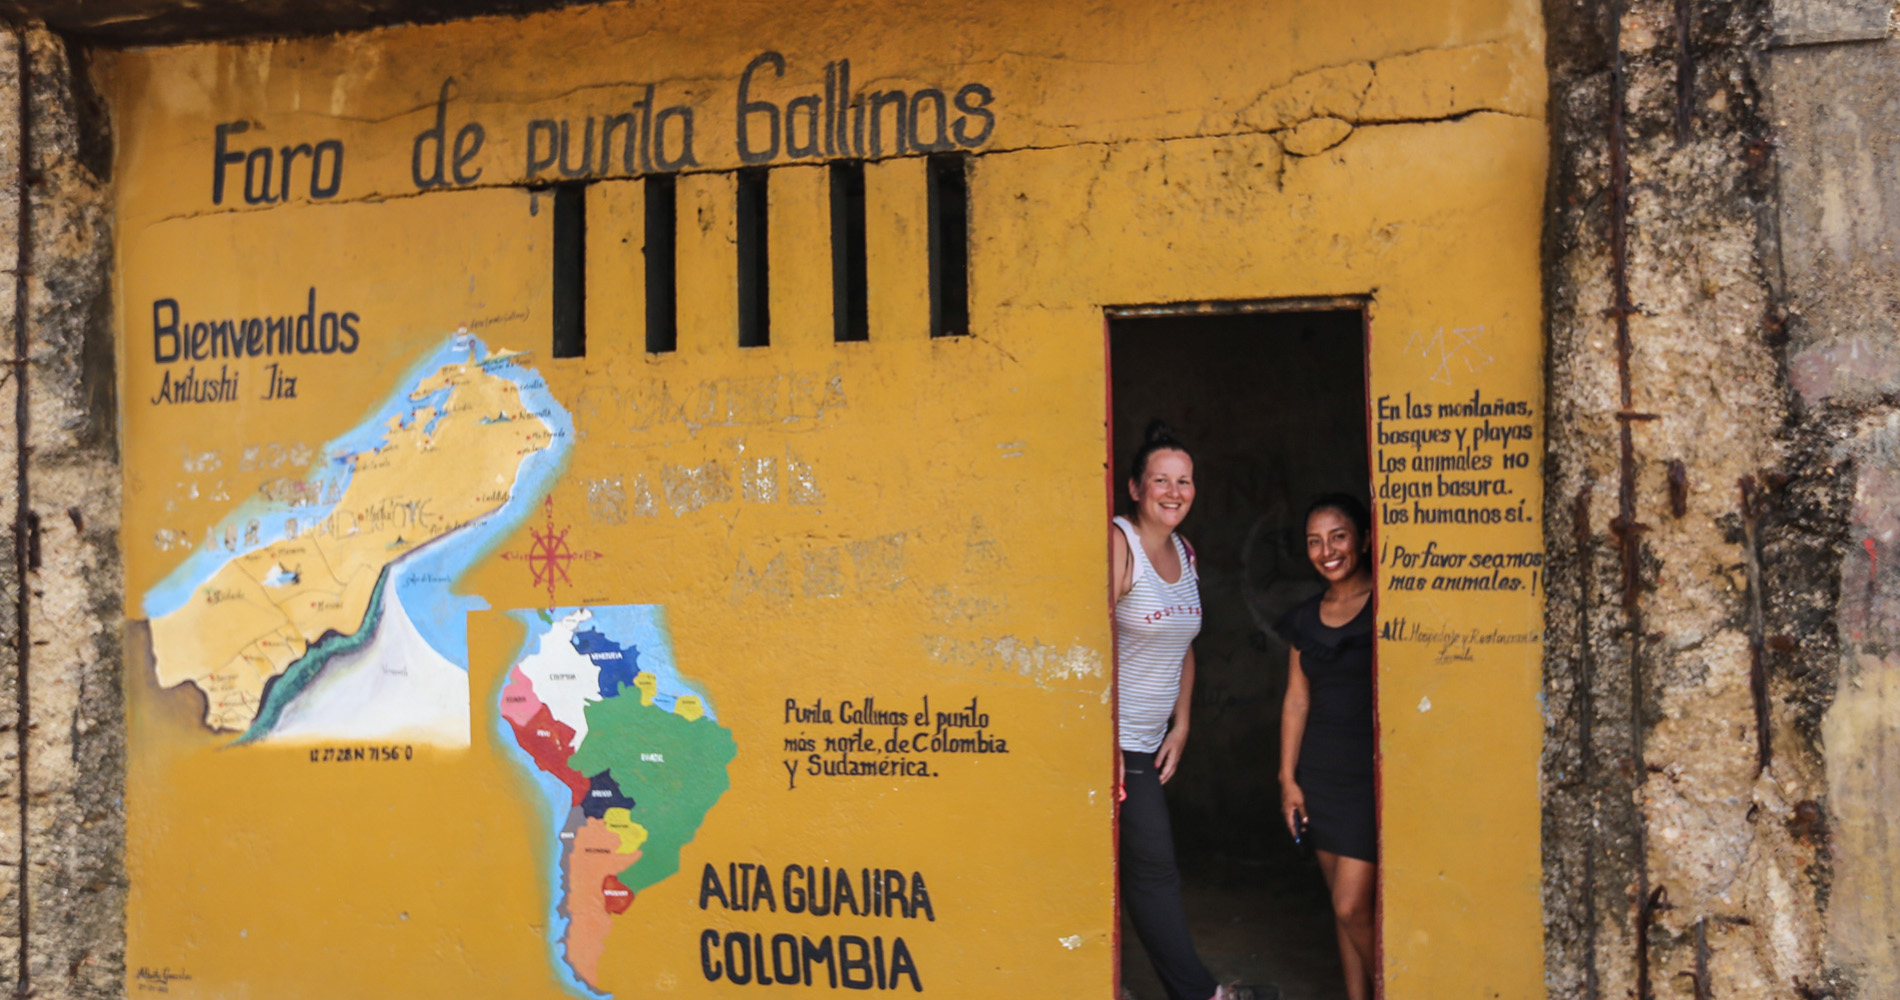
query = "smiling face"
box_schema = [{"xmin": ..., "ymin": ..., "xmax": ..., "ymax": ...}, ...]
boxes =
[
  {"xmin": 1128, "ymin": 449, "xmax": 1195, "ymax": 530},
  {"xmin": 1305, "ymin": 505, "xmax": 1367, "ymax": 584}
]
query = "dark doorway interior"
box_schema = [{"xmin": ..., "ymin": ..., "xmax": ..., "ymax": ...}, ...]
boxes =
[{"xmin": 1110, "ymin": 309, "xmax": 1368, "ymax": 1000}]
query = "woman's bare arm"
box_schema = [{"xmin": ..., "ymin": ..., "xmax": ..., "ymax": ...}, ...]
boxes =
[
  {"xmin": 1280, "ymin": 649, "xmax": 1309, "ymax": 781},
  {"xmin": 1109, "ymin": 525, "xmax": 1133, "ymax": 606},
  {"xmin": 1280, "ymin": 649, "xmax": 1310, "ymax": 838},
  {"xmin": 1156, "ymin": 645, "xmax": 1194, "ymax": 783}
]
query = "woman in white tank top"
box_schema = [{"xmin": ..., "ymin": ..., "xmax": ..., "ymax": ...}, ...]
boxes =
[
  {"xmin": 1111, "ymin": 421, "xmax": 1252, "ymax": 1000},
  {"xmin": 1112, "ymin": 452, "xmax": 1203, "ymax": 768}
]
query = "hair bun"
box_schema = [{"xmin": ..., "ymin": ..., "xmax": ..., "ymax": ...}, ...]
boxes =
[{"xmin": 1127, "ymin": 417, "xmax": 1192, "ymax": 489}]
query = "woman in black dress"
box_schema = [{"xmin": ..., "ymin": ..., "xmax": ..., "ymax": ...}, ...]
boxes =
[{"xmin": 1276, "ymin": 494, "xmax": 1376, "ymax": 1000}]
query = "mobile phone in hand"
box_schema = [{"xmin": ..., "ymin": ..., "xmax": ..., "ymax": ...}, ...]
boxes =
[{"xmin": 1292, "ymin": 808, "xmax": 1306, "ymax": 845}]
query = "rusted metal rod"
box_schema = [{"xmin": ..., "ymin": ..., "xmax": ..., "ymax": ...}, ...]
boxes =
[
  {"xmin": 1572, "ymin": 485, "xmax": 1602, "ymax": 1000},
  {"xmin": 1636, "ymin": 885, "xmax": 1670, "ymax": 1000},
  {"xmin": 1740, "ymin": 476, "xmax": 1772, "ymax": 776},
  {"xmin": 1608, "ymin": 11, "xmax": 1657, "ymax": 994}
]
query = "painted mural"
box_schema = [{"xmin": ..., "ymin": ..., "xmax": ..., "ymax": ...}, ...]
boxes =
[
  {"xmin": 105, "ymin": 1, "xmax": 1551, "ymax": 997},
  {"xmin": 114, "ymin": 172, "xmax": 1107, "ymax": 997},
  {"xmin": 500, "ymin": 605, "xmax": 735, "ymax": 995},
  {"xmin": 143, "ymin": 334, "xmax": 572, "ymax": 743}
]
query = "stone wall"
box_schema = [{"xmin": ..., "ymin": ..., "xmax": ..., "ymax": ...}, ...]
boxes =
[
  {"xmin": 1770, "ymin": 2, "xmax": 1900, "ymax": 994},
  {"xmin": 1542, "ymin": 0, "xmax": 1868, "ymax": 996},
  {"xmin": 0, "ymin": 24, "xmax": 125, "ymax": 1000}
]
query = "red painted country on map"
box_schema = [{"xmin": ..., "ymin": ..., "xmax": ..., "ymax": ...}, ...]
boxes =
[
  {"xmin": 509, "ymin": 704, "xmax": 588, "ymax": 804},
  {"xmin": 602, "ymin": 875, "xmax": 633, "ymax": 915}
]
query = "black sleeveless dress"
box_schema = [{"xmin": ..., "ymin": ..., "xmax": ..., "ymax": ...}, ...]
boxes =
[{"xmin": 1275, "ymin": 592, "xmax": 1377, "ymax": 862}]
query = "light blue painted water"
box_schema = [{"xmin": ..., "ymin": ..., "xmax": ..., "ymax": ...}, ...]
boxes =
[
  {"xmin": 394, "ymin": 344, "xmax": 574, "ymax": 664},
  {"xmin": 141, "ymin": 334, "xmax": 573, "ymax": 677},
  {"xmin": 497, "ymin": 605, "xmax": 716, "ymax": 999}
]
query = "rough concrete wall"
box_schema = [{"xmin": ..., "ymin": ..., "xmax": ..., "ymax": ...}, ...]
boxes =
[
  {"xmin": 1770, "ymin": 14, "xmax": 1900, "ymax": 995},
  {"xmin": 1542, "ymin": 0, "xmax": 1850, "ymax": 996},
  {"xmin": 0, "ymin": 25, "xmax": 124, "ymax": 1000},
  {"xmin": 0, "ymin": 34, "xmax": 23, "ymax": 993}
]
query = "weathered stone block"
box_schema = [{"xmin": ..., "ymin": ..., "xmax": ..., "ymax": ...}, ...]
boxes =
[
  {"xmin": 1772, "ymin": 0, "xmax": 1890, "ymax": 47},
  {"xmin": 1826, "ymin": 412, "xmax": 1900, "ymax": 997},
  {"xmin": 1773, "ymin": 41, "xmax": 1900, "ymax": 405}
]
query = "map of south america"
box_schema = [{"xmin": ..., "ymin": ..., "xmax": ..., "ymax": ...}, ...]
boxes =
[{"xmin": 501, "ymin": 606, "xmax": 737, "ymax": 995}]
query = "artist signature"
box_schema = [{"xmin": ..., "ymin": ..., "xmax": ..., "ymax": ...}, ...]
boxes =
[
  {"xmin": 1433, "ymin": 642, "xmax": 1476, "ymax": 664},
  {"xmin": 134, "ymin": 967, "xmax": 193, "ymax": 993}
]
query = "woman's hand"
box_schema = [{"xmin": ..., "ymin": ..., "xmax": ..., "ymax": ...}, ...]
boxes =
[
  {"xmin": 1281, "ymin": 778, "xmax": 1307, "ymax": 842},
  {"xmin": 1156, "ymin": 726, "xmax": 1188, "ymax": 784}
]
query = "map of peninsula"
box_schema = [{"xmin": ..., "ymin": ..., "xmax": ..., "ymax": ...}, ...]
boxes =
[{"xmin": 143, "ymin": 334, "xmax": 572, "ymax": 743}]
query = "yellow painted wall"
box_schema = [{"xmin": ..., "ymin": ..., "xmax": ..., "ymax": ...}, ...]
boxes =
[{"xmin": 105, "ymin": 1, "xmax": 1549, "ymax": 996}]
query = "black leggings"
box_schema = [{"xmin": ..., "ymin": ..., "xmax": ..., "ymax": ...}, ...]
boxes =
[{"xmin": 1121, "ymin": 749, "xmax": 1217, "ymax": 1000}]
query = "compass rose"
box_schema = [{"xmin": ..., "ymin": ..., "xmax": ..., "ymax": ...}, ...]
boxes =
[{"xmin": 502, "ymin": 496, "xmax": 606, "ymax": 603}]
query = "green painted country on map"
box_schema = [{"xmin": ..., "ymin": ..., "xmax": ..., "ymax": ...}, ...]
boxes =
[{"xmin": 568, "ymin": 693, "xmax": 738, "ymax": 894}]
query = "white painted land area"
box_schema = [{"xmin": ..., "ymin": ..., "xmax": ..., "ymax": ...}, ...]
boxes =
[
  {"xmin": 513, "ymin": 609, "xmax": 603, "ymax": 746},
  {"xmin": 266, "ymin": 581, "xmax": 471, "ymax": 747}
]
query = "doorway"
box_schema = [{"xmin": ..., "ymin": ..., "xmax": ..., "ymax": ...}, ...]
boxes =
[{"xmin": 1109, "ymin": 307, "xmax": 1370, "ymax": 1000}]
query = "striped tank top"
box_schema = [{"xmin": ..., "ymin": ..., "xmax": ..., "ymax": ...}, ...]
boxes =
[{"xmin": 1113, "ymin": 516, "xmax": 1203, "ymax": 753}]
